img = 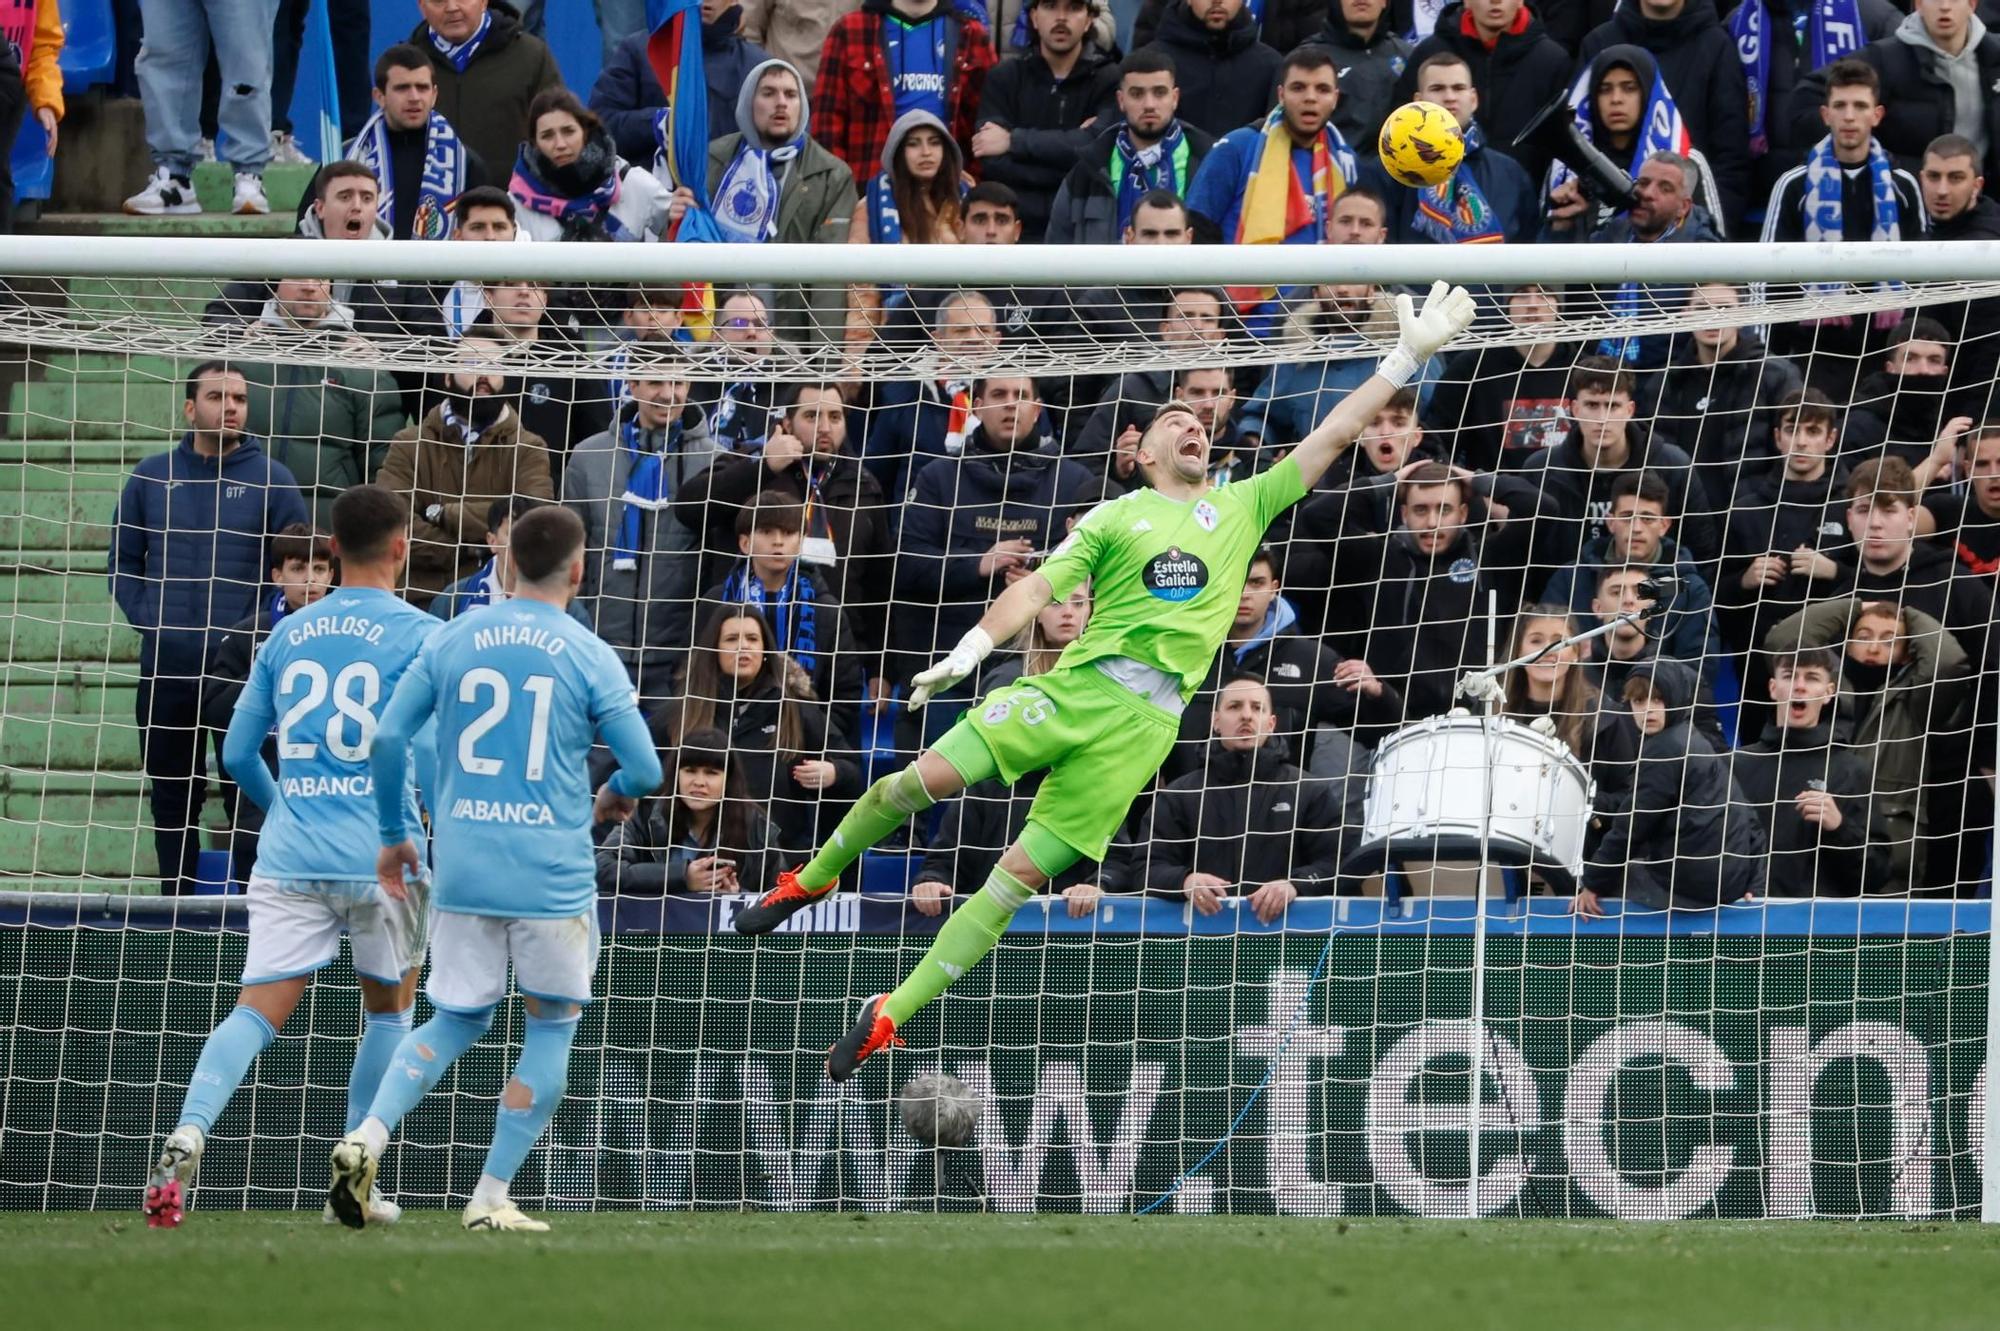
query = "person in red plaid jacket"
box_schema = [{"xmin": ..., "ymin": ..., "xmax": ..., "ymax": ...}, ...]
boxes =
[{"xmin": 812, "ymin": 0, "xmax": 997, "ymax": 186}]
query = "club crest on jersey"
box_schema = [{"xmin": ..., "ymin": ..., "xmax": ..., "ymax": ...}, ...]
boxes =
[
  {"xmin": 1448, "ymin": 557, "xmax": 1478, "ymax": 585},
  {"xmin": 1193, "ymin": 500, "xmax": 1219, "ymax": 532},
  {"xmin": 1144, "ymin": 547, "xmax": 1209, "ymax": 602},
  {"xmin": 983, "ymin": 699, "xmax": 1013, "ymax": 724}
]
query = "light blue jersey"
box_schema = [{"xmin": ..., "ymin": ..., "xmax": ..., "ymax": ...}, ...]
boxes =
[
  {"xmin": 371, "ymin": 596, "xmax": 661, "ymax": 919},
  {"xmin": 221, "ymin": 588, "xmax": 439, "ymax": 885}
]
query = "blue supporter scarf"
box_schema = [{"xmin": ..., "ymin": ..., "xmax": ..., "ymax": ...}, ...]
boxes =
[
  {"xmin": 350, "ymin": 107, "xmax": 466, "ymax": 239},
  {"xmin": 866, "ymin": 173, "xmax": 905, "ymax": 243},
  {"xmin": 1412, "ymin": 121, "xmax": 1504, "ymax": 244},
  {"xmin": 1111, "ymin": 122, "xmax": 1190, "ymax": 235},
  {"xmin": 713, "ymin": 129, "xmax": 803, "ymax": 243},
  {"xmin": 427, "ymin": 11, "xmax": 492, "ymax": 73},
  {"xmin": 461, "ymin": 557, "xmax": 501, "ymax": 608},
  {"xmin": 720, "ymin": 563, "xmax": 818, "ymax": 677},
  {"xmin": 1802, "ymin": 133, "xmax": 1903, "ymax": 297},
  {"xmin": 1732, "ymin": 0, "xmax": 1861, "ymax": 157},
  {"xmin": 267, "ymin": 590, "xmax": 292, "ymax": 624},
  {"xmin": 614, "ymin": 420, "xmax": 677, "ymax": 572},
  {"xmin": 882, "ymin": 15, "xmax": 951, "ymax": 122}
]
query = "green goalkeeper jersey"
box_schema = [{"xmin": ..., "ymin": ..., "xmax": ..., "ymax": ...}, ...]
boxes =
[{"xmin": 1037, "ymin": 457, "xmax": 1308, "ymax": 703}]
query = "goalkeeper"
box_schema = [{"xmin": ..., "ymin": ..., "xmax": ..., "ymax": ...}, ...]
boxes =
[{"xmin": 736, "ymin": 281, "xmax": 1478, "ymax": 1081}]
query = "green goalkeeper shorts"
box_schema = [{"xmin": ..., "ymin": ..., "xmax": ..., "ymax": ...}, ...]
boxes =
[{"xmin": 935, "ymin": 664, "xmax": 1181, "ymax": 862}]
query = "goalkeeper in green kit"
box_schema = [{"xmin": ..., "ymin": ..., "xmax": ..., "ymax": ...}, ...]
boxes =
[{"xmin": 737, "ymin": 281, "xmax": 1478, "ymax": 1080}]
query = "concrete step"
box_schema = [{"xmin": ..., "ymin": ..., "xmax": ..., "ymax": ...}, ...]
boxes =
[
  {"xmin": 0, "ymin": 767, "xmax": 147, "ymax": 804},
  {"xmin": 0, "ymin": 548, "xmax": 117, "ymax": 574},
  {"xmin": 3, "ymin": 605, "xmax": 141, "ymax": 663},
  {"xmin": 0, "ymin": 820, "xmax": 156, "ymax": 879},
  {"xmin": 0, "ymin": 464, "xmax": 129, "ymax": 492},
  {"xmin": 0, "ymin": 713, "xmax": 143, "ymax": 769},
  {"xmin": 0, "ymin": 875, "xmax": 163, "ymax": 894},
  {"xmin": 0, "ymin": 571, "xmax": 116, "ymax": 607},
  {"xmin": 1, "ymin": 660, "xmax": 140, "ymax": 713},
  {"xmin": 63, "ymin": 276, "xmax": 226, "ymax": 325},
  {"xmin": 6, "ymin": 374, "xmax": 182, "ymax": 442},
  {"xmin": 0, "ymin": 439, "xmax": 170, "ymax": 467},
  {"xmin": 0, "ymin": 484, "xmax": 119, "ymax": 552}
]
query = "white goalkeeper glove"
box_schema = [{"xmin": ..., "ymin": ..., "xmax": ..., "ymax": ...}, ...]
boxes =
[
  {"xmin": 909, "ymin": 627, "xmax": 994, "ymax": 710},
  {"xmin": 1379, "ymin": 280, "xmax": 1478, "ymax": 388}
]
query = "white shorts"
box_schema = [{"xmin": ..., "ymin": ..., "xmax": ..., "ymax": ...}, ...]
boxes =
[
  {"xmin": 424, "ymin": 909, "xmax": 601, "ymax": 1012},
  {"xmin": 242, "ymin": 875, "xmax": 428, "ymax": 987}
]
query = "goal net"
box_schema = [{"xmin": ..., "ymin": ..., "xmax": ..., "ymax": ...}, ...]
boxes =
[{"xmin": 0, "ymin": 237, "xmax": 1994, "ymax": 1219}]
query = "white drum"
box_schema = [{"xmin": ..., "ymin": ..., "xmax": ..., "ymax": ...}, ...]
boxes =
[{"xmin": 1358, "ymin": 714, "xmax": 1595, "ymax": 887}]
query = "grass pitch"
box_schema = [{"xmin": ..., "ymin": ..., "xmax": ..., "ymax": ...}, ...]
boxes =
[{"xmin": 7, "ymin": 1212, "xmax": 1996, "ymax": 1330}]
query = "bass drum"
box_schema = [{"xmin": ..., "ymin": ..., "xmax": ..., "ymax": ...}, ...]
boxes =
[{"xmin": 1340, "ymin": 714, "xmax": 1595, "ymax": 895}]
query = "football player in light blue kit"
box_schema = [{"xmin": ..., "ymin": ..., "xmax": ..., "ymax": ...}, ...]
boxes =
[
  {"xmin": 329, "ymin": 505, "xmax": 662, "ymax": 1232},
  {"xmin": 145, "ymin": 485, "xmax": 439, "ymax": 1229}
]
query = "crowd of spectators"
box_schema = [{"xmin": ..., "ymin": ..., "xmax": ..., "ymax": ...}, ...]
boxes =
[{"xmin": 84, "ymin": 0, "xmax": 2000, "ymax": 909}]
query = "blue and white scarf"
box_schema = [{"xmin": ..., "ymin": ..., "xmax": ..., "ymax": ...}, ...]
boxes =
[
  {"xmin": 1111, "ymin": 122, "xmax": 1190, "ymax": 235},
  {"xmin": 713, "ymin": 133, "xmax": 803, "ymax": 243},
  {"xmin": 1546, "ymin": 61, "xmax": 1693, "ymax": 203},
  {"xmin": 614, "ymin": 420, "xmax": 676, "ymax": 572},
  {"xmin": 1803, "ymin": 133, "xmax": 1902, "ymax": 296},
  {"xmin": 864, "ymin": 170, "xmax": 970, "ymax": 244},
  {"xmin": 459, "ymin": 557, "xmax": 502, "ymax": 609},
  {"xmin": 427, "ymin": 11, "xmax": 492, "ymax": 73},
  {"xmin": 721, "ymin": 563, "xmax": 819, "ymax": 677},
  {"xmin": 267, "ymin": 589, "xmax": 292, "ymax": 624},
  {"xmin": 1730, "ymin": 0, "xmax": 1863, "ymax": 157},
  {"xmin": 349, "ymin": 107, "xmax": 467, "ymax": 240}
]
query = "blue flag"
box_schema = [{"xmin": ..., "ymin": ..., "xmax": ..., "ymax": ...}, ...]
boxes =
[{"xmin": 645, "ymin": 0, "xmax": 723, "ymax": 243}]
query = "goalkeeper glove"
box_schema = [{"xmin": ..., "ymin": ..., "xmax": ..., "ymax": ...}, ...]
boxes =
[
  {"xmin": 1379, "ymin": 280, "xmax": 1478, "ymax": 388},
  {"xmin": 909, "ymin": 627, "xmax": 994, "ymax": 710}
]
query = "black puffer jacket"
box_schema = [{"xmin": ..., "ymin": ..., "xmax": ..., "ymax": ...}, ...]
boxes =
[
  {"xmin": 1134, "ymin": 737, "xmax": 1347, "ymax": 896},
  {"xmin": 1135, "ymin": 1, "xmax": 1282, "ymax": 137},
  {"xmin": 974, "ymin": 44, "xmax": 1122, "ymax": 241},
  {"xmin": 1584, "ymin": 657, "xmax": 1769, "ymax": 904},
  {"xmin": 1640, "ymin": 329, "xmax": 1801, "ymax": 505},
  {"xmin": 1394, "ymin": 2, "xmax": 1576, "ymax": 183},
  {"xmin": 1730, "ymin": 720, "xmax": 1881, "ymax": 897},
  {"xmin": 1514, "ymin": 426, "xmax": 1723, "ymax": 586},
  {"xmin": 1133, "ymin": 0, "xmax": 1330, "ymax": 54}
]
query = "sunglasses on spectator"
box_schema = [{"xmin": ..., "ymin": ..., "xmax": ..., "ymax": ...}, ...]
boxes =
[{"xmin": 721, "ymin": 316, "xmax": 770, "ymax": 330}]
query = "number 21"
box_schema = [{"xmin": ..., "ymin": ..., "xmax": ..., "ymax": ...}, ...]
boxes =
[{"xmin": 457, "ymin": 668, "xmax": 555, "ymax": 780}]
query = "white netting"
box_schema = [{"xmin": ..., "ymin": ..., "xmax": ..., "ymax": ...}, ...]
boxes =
[{"xmin": 0, "ymin": 240, "xmax": 1994, "ymax": 1219}]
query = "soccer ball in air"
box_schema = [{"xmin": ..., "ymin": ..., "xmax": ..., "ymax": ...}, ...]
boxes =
[
  {"xmin": 1377, "ymin": 101, "xmax": 1466, "ymax": 188},
  {"xmin": 898, "ymin": 1073, "xmax": 980, "ymax": 1147}
]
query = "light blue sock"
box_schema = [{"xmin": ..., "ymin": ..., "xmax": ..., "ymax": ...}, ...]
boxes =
[
  {"xmin": 366, "ymin": 1007, "xmax": 493, "ymax": 1135},
  {"xmin": 346, "ymin": 1008, "xmax": 414, "ymax": 1133},
  {"xmin": 177, "ymin": 1007, "xmax": 277, "ymax": 1134},
  {"xmin": 481, "ymin": 1012, "xmax": 580, "ymax": 1184}
]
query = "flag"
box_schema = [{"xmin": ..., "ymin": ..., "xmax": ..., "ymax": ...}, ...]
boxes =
[{"xmin": 646, "ymin": 0, "xmax": 724, "ymax": 244}]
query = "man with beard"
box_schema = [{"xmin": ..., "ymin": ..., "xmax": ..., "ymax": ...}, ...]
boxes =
[
  {"xmin": 562, "ymin": 365, "xmax": 721, "ymax": 703},
  {"xmin": 1731, "ymin": 648, "xmax": 1885, "ymax": 896},
  {"xmin": 1919, "ymin": 134, "xmax": 2000, "ymax": 412},
  {"xmin": 1305, "ymin": 461, "xmax": 1537, "ymax": 721},
  {"xmin": 1132, "ymin": 0, "xmax": 1281, "ymax": 139},
  {"xmin": 1127, "ymin": 675, "xmax": 1348, "ymax": 923},
  {"xmin": 1186, "ymin": 46, "xmax": 1353, "ymax": 247},
  {"xmin": 1046, "ymin": 48, "xmax": 1215, "ymax": 246},
  {"xmin": 970, "ymin": 0, "xmax": 1120, "ymax": 241},
  {"xmin": 375, "ymin": 337, "xmax": 555, "ymax": 607}
]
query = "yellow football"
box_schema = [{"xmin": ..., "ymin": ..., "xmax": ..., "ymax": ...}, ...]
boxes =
[{"xmin": 1378, "ymin": 101, "xmax": 1467, "ymax": 188}]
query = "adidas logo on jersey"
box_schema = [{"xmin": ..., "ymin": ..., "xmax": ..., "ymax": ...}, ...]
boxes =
[{"xmin": 1131, "ymin": 519, "xmax": 1152, "ymax": 533}]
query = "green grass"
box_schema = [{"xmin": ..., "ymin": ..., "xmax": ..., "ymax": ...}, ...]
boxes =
[{"xmin": 5, "ymin": 1213, "xmax": 1998, "ymax": 1330}]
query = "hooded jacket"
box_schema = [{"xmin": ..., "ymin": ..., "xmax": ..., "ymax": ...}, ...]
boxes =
[
  {"xmin": 1640, "ymin": 328, "xmax": 1802, "ymax": 503},
  {"xmin": 1763, "ymin": 598, "xmax": 1971, "ymax": 891},
  {"xmin": 375, "ymin": 402, "xmax": 554, "ymax": 600},
  {"xmin": 111, "ymin": 437, "xmax": 310, "ymax": 677},
  {"xmin": 973, "ymin": 41, "xmax": 1121, "ymax": 240},
  {"xmin": 812, "ymin": 0, "xmax": 996, "ymax": 186},
  {"xmin": 1135, "ymin": 1, "xmax": 1282, "ymax": 138},
  {"xmin": 589, "ymin": 13, "xmax": 772, "ymax": 164},
  {"xmin": 1731, "ymin": 718, "xmax": 1882, "ymax": 896},
  {"xmin": 1539, "ymin": 44, "xmax": 1729, "ymax": 237},
  {"xmin": 1045, "ymin": 116, "xmax": 1217, "ymax": 244},
  {"xmin": 1790, "ymin": 13, "xmax": 2000, "ymax": 195},
  {"xmin": 1394, "ymin": 2, "xmax": 1576, "ymax": 183},
  {"xmin": 1516, "ymin": 425, "xmax": 1723, "ymax": 584},
  {"xmin": 1136, "ymin": 734, "xmax": 1346, "ymax": 896},
  {"xmin": 895, "ymin": 434, "xmax": 1092, "ymax": 661},
  {"xmin": 408, "ymin": 1, "xmax": 564, "ymax": 179},
  {"xmin": 1540, "ymin": 531, "xmax": 1725, "ymax": 664},
  {"xmin": 562, "ymin": 402, "xmax": 722, "ymax": 692},
  {"xmin": 1578, "ymin": 0, "xmax": 1753, "ymax": 227},
  {"xmin": 1585, "ymin": 657, "xmax": 1769, "ymax": 904}
]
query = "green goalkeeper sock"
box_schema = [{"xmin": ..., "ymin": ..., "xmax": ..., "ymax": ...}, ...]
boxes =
[
  {"xmin": 797, "ymin": 765, "xmax": 939, "ymax": 891},
  {"xmin": 882, "ymin": 865, "xmax": 1037, "ymax": 1025}
]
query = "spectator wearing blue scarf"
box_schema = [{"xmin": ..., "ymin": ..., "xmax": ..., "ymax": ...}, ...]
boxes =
[
  {"xmin": 705, "ymin": 490, "xmax": 873, "ymax": 722},
  {"xmin": 1046, "ymin": 48, "xmax": 1216, "ymax": 245},
  {"xmin": 562, "ymin": 369, "xmax": 721, "ymax": 703},
  {"xmin": 407, "ymin": 0, "xmax": 563, "ymax": 185}
]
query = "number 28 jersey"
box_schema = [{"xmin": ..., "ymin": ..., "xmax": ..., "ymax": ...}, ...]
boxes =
[{"xmin": 238, "ymin": 587, "xmax": 440, "ymax": 884}]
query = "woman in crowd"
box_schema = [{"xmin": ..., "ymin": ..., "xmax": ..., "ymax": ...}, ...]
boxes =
[
  {"xmin": 979, "ymin": 584, "xmax": 1090, "ymax": 692},
  {"xmin": 595, "ymin": 728, "xmax": 773, "ymax": 897},
  {"xmin": 510, "ymin": 88, "xmax": 669, "ymax": 243},
  {"xmin": 846, "ymin": 110, "xmax": 967, "ymax": 347},
  {"xmin": 653, "ymin": 604, "xmax": 864, "ymax": 855},
  {"xmin": 1504, "ymin": 604, "xmax": 1636, "ymax": 879}
]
